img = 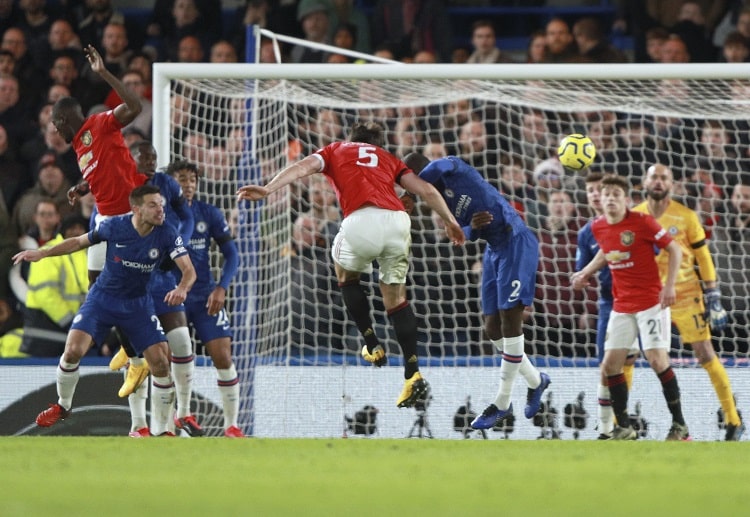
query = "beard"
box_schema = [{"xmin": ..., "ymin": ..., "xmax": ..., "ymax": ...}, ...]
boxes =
[{"xmin": 646, "ymin": 189, "xmax": 668, "ymax": 201}]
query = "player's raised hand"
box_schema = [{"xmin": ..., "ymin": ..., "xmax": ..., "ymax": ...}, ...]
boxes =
[
  {"xmin": 12, "ymin": 249, "xmax": 43, "ymax": 264},
  {"xmin": 237, "ymin": 185, "xmax": 269, "ymax": 202},
  {"xmin": 84, "ymin": 45, "xmax": 105, "ymax": 74},
  {"xmin": 445, "ymin": 221, "xmax": 466, "ymax": 246}
]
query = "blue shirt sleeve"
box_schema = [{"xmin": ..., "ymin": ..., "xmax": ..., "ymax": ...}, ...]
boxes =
[{"xmin": 217, "ymin": 238, "xmax": 238, "ymax": 291}]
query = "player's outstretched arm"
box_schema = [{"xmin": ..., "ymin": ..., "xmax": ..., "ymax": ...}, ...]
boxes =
[
  {"xmin": 238, "ymin": 155, "xmax": 322, "ymax": 202},
  {"xmin": 12, "ymin": 234, "xmax": 91, "ymax": 264},
  {"xmin": 85, "ymin": 44, "xmax": 141, "ymax": 126},
  {"xmin": 571, "ymin": 250, "xmax": 606, "ymax": 290},
  {"xmin": 164, "ymin": 254, "xmax": 196, "ymax": 306}
]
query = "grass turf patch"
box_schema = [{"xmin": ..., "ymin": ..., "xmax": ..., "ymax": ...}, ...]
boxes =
[{"xmin": 1, "ymin": 437, "xmax": 744, "ymax": 516}]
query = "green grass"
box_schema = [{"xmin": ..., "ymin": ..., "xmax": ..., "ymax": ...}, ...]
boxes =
[{"xmin": 2, "ymin": 437, "xmax": 745, "ymax": 516}]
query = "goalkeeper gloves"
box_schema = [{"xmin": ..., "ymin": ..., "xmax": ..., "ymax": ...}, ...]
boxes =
[{"xmin": 704, "ymin": 288, "xmax": 728, "ymax": 331}]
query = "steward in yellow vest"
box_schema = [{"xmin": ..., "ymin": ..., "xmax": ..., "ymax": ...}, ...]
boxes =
[{"xmin": 20, "ymin": 220, "xmax": 89, "ymax": 357}]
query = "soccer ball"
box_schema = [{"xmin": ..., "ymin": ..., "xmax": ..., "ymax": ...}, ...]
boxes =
[{"xmin": 557, "ymin": 134, "xmax": 596, "ymax": 171}]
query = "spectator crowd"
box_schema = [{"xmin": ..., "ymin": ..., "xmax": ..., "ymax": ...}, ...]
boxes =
[{"xmin": 2, "ymin": 0, "xmax": 750, "ymax": 360}]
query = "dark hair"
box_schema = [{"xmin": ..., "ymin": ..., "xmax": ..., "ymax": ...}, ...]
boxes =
[
  {"xmin": 60, "ymin": 213, "xmax": 90, "ymax": 235},
  {"xmin": 349, "ymin": 121, "xmax": 385, "ymax": 147},
  {"xmin": 403, "ymin": 152, "xmax": 430, "ymax": 174},
  {"xmin": 166, "ymin": 160, "xmax": 201, "ymax": 177},
  {"xmin": 52, "ymin": 96, "xmax": 81, "ymax": 117},
  {"xmin": 724, "ymin": 31, "xmax": 749, "ymax": 48},
  {"xmin": 130, "ymin": 184, "xmax": 161, "ymax": 205},
  {"xmin": 600, "ymin": 173, "xmax": 630, "ymax": 193},
  {"xmin": 584, "ymin": 171, "xmax": 604, "ymax": 183},
  {"xmin": 472, "ymin": 19, "xmax": 495, "ymax": 34}
]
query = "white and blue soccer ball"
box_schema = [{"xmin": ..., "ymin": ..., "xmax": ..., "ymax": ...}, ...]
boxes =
[{"xmin": 557, "ymin": 134, "xmax": 596, "ymax": 171}]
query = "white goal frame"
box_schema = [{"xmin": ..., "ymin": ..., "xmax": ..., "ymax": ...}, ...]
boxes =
[{"xmin": 152, "ymin": 63, "xmax": 750, "ymax": 439}]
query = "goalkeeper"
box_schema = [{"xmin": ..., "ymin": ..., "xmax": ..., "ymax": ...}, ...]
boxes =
[
  {"xmin": 404, "ymin": 152, "xmax": 550, "ymax": 429},
  {"xmin": 633, "ymin": 164, "xmax": 743, "ymax": 441}
]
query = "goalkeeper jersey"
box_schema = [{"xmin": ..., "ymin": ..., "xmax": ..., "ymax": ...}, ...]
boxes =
[{"xmin": 632, "ymin": 199, "xmax": 706, "ymax": 296}]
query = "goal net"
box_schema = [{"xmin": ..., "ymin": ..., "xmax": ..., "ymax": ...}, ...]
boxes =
[{"xmin": 154, "ymin": 63, "xmax": 750, "ymax": 440}]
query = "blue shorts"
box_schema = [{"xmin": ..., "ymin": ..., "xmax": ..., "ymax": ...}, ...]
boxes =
[
  {"xmin": 481, "ymin": 228, "xmax": 538, "ymax": 314},
  {"xmin": 184, "ymin": 299, "xmax": 232, "ymax": 343},
  {"xmin": 72, "ymin": 290, "xmax": 166, "ymax": 354},
  {"xmin": 149, "ymin": 270, "xmax": 185, "ymax": 316}
]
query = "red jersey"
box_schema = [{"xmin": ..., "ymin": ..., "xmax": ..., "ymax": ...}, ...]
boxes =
[
  {"xmin": 314, "ymin": 141, "xmax": 410, "ymax": 217},
  {"xmin": 591, "ymin": 210, "xmax": 672, "ymax": 314},
  {"xmin": 73, "ymin": 111, "xmax": 147, "ymax": 216}
]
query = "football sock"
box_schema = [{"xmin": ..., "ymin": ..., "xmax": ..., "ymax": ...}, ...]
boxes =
[
  {"xmin": 150, "ymin": 375, "xmax": 175, "ymax": 435},
  {"xmin": 607, "ymin": 373, "xmax": 630, "ymax": 427},
  {"xmin": 114, "ymin": 326, "xmax": 137, "ymax": 358},
  {"xmin": 657, "ymin": 367, "xmax": 685, "ymax": 426},
  {"xmin": 167, "ymin": 327, "xmax": 195, "ymax": 418},
  {"xmin": 128, "ymin": 376, "xmax": 149, "ymax": 431},
  {"xmin": 340, "ymin": 281, "xmax": 379, "ymax": 352},
  {"xmin": 130, "ymin": 356, "xmax": 146, "ymax": 367},
  {"xmin": 492, "ymin": 338, "xmax": 541, "ymax": 387},
  {"xmin": 492, "ymin": 335, "xmax": 523, "ymax": 410},
  {"xmin": 623, "ymin": 361, "xmax": 635, "ymax": 390},
  {"xmin": 388, "ymin": 301, "xmax": 419, "ymax": 378},
  {"xmin": 57, "ymin": 359, "xmax": 80, "ymax": 410},
  {"xmin": 597, "ymin": 383, "xmax": 614, "ymax": 435},
  {"xmin": 519, "ymin": 353, "xmax": 542, "ymax": 388},
  {"xmin": 217, "ymin": 364, "xmax": 240, "ymax": 428},
  {"xmin": 702, "ymin": 356, "xmax": 741, "ymax": 426}
]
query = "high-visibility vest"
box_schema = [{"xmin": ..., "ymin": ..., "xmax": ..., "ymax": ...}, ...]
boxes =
[{"xmin": 24, "ymin": 234, "xmax": 88, "ymax": 324}]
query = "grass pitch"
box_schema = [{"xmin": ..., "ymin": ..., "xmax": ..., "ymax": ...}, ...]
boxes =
[{"xmin": 2, "ymin": 437, "xmax": 744, "ymax": 516}]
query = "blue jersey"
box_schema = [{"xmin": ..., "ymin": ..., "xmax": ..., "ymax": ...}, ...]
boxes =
[
  {"xmin": 89, "ymin": 215, "xmax": 189, "ymax": 299},
  {"xmin": 418, "ymin": 156, "xmax": 528, "ymax": 250},
  {"xmin": 180, "ymin": 198, "xmax": 238, "ymax": 302},
  {"xmin": 148, "ymin": 172, "xmax": 194, "ymax": 245},
  {"xmin": 575, "ymin": 220, "xmax": 613, "ymax": 303}
]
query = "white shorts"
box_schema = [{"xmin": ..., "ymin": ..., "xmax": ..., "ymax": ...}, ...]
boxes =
[
  {"xmin": 87, "ymin": 212, "xmax": 111, "ymax": 272},
  {"xmin": 332, "ymin": 206, "xmax": 411, "ymax": 284},
  {"xmin": 604, "ymin": 303, "xmax": 671, "ymax": 352}
]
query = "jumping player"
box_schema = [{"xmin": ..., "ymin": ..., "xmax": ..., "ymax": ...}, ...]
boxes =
[
  {"xmin": 237, "ymin": 121, "xmax": 464, "ymax": 407},
  {"xmin": 403, "ymin": 152, "xmax": 550, "ymax": 429}
]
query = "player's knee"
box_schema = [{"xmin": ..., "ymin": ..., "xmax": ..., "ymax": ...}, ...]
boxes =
[
  {"xmin": 146, "ymin": 344, "xmax": 171, "ymax": 376},
  {"xmin": 205, "ymin": 339, "xmax": 231, "ymax": 368}
]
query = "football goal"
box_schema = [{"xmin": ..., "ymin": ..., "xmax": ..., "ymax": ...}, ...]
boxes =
[{"xmin": 153, "ymin": 62, "xmax": 750, "ymax": 440}]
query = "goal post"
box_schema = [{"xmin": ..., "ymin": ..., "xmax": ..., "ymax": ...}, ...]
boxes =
[{"xmin": 153, "ymin": 63, "xmax": 750, "ymax": 439}]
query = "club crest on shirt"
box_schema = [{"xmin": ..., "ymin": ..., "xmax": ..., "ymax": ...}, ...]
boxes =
[
  {"xmin": 80, "ymin": 130, "xmax": 92, "ymax": 146},
  {"xmin": 620, "ymin": 230, "xmax": 634, "ymax": 246},
  {"xmin": 148, "ymin": 248, "xmax": 159, "ymax": 259},
  {"xmin": 668, "ymin": 226, "xmax": 678, "ymax": 235},
  {"xmin": 196, "ymin": 221, "xmax": 207, "ymax": 233},
  {"xmin": 444, "ymin": 188, "xmax": 454, "ymax": 198}
]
